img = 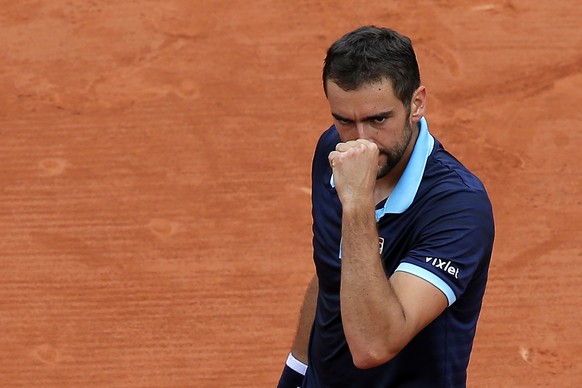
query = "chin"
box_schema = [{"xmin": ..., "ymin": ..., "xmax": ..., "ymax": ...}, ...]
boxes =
[{"xmin": 376, "ymin": 165, "xmax": 391, "ymax": 180}]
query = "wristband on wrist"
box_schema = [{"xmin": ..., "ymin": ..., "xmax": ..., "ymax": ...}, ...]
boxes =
[
  {"xmin": 286, "ymin": 353, "xmax": 307, "ymax": 375},
  {"xmin": 277, "ymin": 353, "xmax": 307, "ymax": 388}
]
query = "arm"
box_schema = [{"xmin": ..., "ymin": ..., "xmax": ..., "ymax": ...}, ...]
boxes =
[
  {"xmin": 329, "ymin": 139, "xmax": 447, "ymax": 369},
  {"xmin": 290, "ymin": 274, "xmax": 318, "ymax": 363},
  {"xmin": 277, "ymin": 275, "xmax": 318, "ymax": 387},
  {"xmin": 341, "ymin": 202, "xmax": 447, "ymax": 368}
]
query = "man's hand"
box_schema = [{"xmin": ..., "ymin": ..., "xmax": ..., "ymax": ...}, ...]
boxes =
[{"xmin": 328, "ymin": 139, "xmax": 378, "ymax": 207}]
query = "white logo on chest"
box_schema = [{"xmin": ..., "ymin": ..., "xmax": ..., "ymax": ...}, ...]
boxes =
[
  {"xmin": 379, "ymin": 237, "xmax": 385, "ymax": 254},
  {"xmin": 425, "ymin": 257, "xmax": 460, "ymax": 279}
]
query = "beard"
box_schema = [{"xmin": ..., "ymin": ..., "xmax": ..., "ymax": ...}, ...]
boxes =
[{"xmin": 376, "ymin": 121, "xmax": 414, "ymax": 180}]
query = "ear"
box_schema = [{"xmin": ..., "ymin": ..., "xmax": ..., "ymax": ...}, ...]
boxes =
[{"xmin": 409, "ymin": 86, "xmax": 427, "ymax": 123}]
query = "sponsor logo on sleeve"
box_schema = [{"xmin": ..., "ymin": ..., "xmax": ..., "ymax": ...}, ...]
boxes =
[{"xmin": 425, "ymin": 257, "xmax": 460, "ymax": 279}]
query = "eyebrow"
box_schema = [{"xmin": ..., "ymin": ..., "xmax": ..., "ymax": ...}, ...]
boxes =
[{"xmin": 331, "ymin": 111, "xmax": 393, "ymax": 123}]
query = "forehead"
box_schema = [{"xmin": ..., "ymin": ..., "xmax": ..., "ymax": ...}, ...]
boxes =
[{"xmin": 325, "ymin": 78, "xmax": 404, "ymax": 116}]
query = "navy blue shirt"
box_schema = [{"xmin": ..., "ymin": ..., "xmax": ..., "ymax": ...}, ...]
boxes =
[{"xmin": 304, "ymin": 118, "xmax": 495, "ymax": 388}]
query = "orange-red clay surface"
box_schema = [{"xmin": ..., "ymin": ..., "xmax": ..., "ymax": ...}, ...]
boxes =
[{"xmin": 0, "ymin": 1, "xmax": 581, "ymax": 386}]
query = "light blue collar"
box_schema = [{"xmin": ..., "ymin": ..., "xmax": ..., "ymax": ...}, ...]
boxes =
[{"xmin": 330, "ymin": 117, "xmax": 434, "ymax": 221}]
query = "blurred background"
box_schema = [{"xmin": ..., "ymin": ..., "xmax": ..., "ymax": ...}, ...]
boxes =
[{"xmin": 0, "ymin": 0, "xmax": 580, "ymax": 386}]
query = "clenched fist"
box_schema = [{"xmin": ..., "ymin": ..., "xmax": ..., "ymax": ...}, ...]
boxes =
[{"xmin": 328, "ymin": 139, "xmax": 379, "ymax": 207}]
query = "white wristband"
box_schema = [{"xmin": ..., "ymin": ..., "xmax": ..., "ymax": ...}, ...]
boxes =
[{"xmin": 286, "ymin": 353, "xmax": 308, "ymax": 376}]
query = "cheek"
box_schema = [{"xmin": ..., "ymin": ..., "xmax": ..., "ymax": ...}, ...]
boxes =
[{"xmin": 376, "ymin": 122, "xmax": 406, "ymax": 144}]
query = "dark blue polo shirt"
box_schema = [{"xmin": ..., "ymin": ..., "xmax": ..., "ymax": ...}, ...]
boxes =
[{"xmin": 304, "ymin": 117, "xmax": 495, "ymax": 388}]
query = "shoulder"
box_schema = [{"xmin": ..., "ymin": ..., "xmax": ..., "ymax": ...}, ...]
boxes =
[
  {"xmin": 312, "ymin": 125, "xmax": 340, "ymax": 176},
  {"xmin": 415, "ymin": 139, "xmax": 494, "ymax": 230},
  {"xmin": 315, "ymin": 125, "xmax": 340, "ymax": 155},
  {"xmin": 425, "ymin": 140, "xmax": 487, "ymax": 193}
]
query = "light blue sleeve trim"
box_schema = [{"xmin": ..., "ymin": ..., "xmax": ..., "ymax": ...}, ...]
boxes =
[{"xmin": 395, "ymin": 262, "xmax": 456, "ymax": 306}]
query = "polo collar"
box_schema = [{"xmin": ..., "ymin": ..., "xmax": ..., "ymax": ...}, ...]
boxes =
[{"xmin": 330, "ymin": 117, "xmax": 434, "ymax": 221}]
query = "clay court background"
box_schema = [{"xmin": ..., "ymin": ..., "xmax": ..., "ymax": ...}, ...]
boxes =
[{"xmin": 0, "ymin": 1, "xmax": 581, "ymax": 387}]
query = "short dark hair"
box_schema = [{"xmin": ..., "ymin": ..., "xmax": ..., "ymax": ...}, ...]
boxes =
[{"xmin": 322, "ymin": 26, "xmax": 421, "ymax": 107}]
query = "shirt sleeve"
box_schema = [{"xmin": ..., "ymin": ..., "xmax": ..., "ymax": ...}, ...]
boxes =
[{"xmin": 395, "ymin": 189, "xmax": 494, "ymax": 306}]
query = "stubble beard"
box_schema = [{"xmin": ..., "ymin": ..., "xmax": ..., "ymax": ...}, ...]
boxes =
[{"xmin": 376, "ymin": 121, "xmax": 414, "ymax": 180}]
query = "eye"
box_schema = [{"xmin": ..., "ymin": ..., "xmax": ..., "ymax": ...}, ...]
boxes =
[
  {"xmin": 334, "ymin": 118, "xmax": 352, "ymax": 126},
  {"xmin": 373, "ymin": 117, "xmax": 386, "ymax": 124}
]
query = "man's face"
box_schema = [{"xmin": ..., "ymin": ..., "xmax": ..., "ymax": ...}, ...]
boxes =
[{"xmin": 325, "ymin": 78, "xmax": 417, "ymax": 180}]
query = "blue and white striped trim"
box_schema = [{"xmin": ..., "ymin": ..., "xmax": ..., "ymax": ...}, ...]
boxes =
[{"xmin": 395, "ymin": 262, "xmax": 456, "ymax": 306}]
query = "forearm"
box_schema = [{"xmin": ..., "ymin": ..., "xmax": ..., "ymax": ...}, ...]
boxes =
[
  {"xmin": 290, "ymin": 274, "xmax": 318, "ymax": 363},
  {"xmin": 340, "ymin": 202, "xmax": 407, "ymax": 368},
  {"xmin": 277, "ymin": 275, "xmax": 317, "ymax": 388}
]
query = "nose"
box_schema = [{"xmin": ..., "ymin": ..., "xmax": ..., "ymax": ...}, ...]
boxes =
[{"xmin": 356, "ymin": 122, "xmax": 372, "ymax": 140}]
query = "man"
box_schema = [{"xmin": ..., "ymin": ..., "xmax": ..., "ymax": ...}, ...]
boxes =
[{"xmin": 277, "ymin": 26, "xmax": 494, "ymax": 387}]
